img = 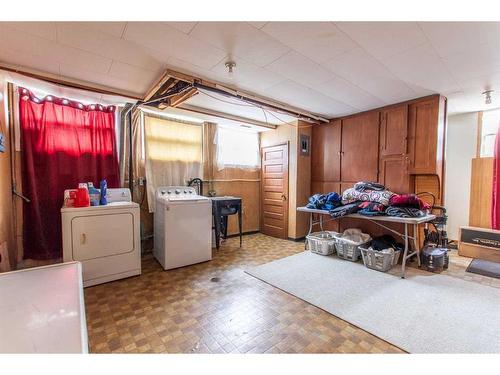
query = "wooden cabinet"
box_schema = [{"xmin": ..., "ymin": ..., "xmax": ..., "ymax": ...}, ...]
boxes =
[
  {"xmin": 311, "ymin": 94, "xmax": 446, "ymax": 199},
  {"xmin": 379, "ymin": 104, "xmax": 411, "ymax": 194},
  {"xmin": 341, "ymin": 111, "xmax": 380, "ymax": 183},
  {"xmin": 408, "ymin": 96, "xmax": 446, "ymax": 176},
  {"xmin": 311, "ymin": 120, "xmax": 341, "ymax": 182},
  {"xmin": 380, "ymin": 105, "xmax": 408, "ymax": 157},
  {"xmin": 379, "ymin": 157, "xmax": 412, "ymax": 194}
]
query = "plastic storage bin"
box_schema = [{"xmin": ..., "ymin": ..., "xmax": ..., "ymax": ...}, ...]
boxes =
[
  {"xmin": 306, "ymin": 231, "xmax": 338, "ymax": 256},
  {"xmin": 359, "ymin": 244, "xmax": 401, "ymax": 272}
]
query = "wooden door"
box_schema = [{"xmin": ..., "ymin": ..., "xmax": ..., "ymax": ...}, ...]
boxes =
[
  {"xmin": 380, "ymin": 105, "xmax": 408, "ymax": 157},
  {"xmin": 341, "ymin": 111, "xmax": 380, "ymax": 183},
  {"xmin": 311, "ymin": 120, "xmax": 341, "ymax": 182},
  {"xmin": 260, "ymin": 143, "xmax": 289, "ymax": 239}
]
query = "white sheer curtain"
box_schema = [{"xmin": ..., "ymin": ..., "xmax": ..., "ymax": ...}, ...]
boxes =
[
  {"xmin": 216, "ymin": 125, "xmax": 260, "ymax": 170},
  {"xmin": 144, "ymin": 114, "xmax": 203, "ymax": 213}
]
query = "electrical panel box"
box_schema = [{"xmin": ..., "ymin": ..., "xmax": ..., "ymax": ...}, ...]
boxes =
[{"xmin": 0, "ymin": 132, "xmax": 6, "ymax": 153}]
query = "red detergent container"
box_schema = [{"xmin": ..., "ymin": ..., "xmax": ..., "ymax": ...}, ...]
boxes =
[{"xmin": 74, "ymin": 183, "xmax": 90, "ymax": 208}]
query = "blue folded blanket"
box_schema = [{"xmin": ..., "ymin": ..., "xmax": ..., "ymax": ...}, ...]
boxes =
[{"xmin": 306, "ymin": 192, "xmax": 342, "ymax": 210}]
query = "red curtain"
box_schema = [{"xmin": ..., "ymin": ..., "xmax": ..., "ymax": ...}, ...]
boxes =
[
  {"xmin": 493, "ymin": 125, "xmax": 500, "ymax": 229},
  {"xmin": 19, "ymin": 87, "xmax": 120, "ymax": 260}
]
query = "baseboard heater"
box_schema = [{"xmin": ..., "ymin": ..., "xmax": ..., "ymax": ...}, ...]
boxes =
[{"xmin": 458, "ymin": 226, "xmax": 500, "ymax": 262}]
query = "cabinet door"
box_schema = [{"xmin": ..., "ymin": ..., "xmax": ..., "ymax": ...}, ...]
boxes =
[
  {"xmin": 324, "ymin": 120, "xmax": 342, "ymax": 181},
  {"xmin": 380, "ymin": 105, "xmax": 408, "ymax": 157},
  {"xmin": 311, "ymin": 122, "xmax": 325, "ymax": 182},
  {"xmin": 379, "ymin": 157, "xmax": 412, "ymax": 194},
  {"xmin": 311, "ymin": 120, "xmax": 341, "ymax": 182},
  {"xmin": 341, "ymin": 111, "xmax": 380, "ymax": 182},
  {"xmin": 408, "ymin": 97, "xmax": 440, "ymax": 174}
]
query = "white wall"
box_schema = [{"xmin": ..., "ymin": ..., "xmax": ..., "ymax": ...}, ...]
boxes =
[{"xmin": 444, "ymin": 112, "xmax": 477, "ymax": 240}]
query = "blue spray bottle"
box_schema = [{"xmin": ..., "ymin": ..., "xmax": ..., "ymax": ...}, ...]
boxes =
[{"xmin": 99, "ymin": 179, "xmax": 107, "ymax": 205}]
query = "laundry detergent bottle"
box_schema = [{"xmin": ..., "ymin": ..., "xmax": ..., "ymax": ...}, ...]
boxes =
[
  {"xmin": 99, "ymin": 179, "xmax": 107, "ymax": 205},
  {"xmin": 75, "ymin": 183, "xmax": 90, "ymax": 208},
  {"xmin": 88, "ymin": 182, "xmax": 100, "ymax": 206}
]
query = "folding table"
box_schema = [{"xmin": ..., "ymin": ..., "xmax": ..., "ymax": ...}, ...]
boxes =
[{"xmin": 297, "ymin": 206, "xmax": 436, "ymax": 278}]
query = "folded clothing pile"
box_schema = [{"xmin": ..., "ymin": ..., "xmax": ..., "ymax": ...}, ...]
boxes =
[
  {"xmin": 370, "ymin": 234, "xmax": 403, "ymax": 252},
  {"xmin": 354, "ymin": 181, "xmax": 386, "ymax": 192},
  {"xmin": 336, "ymin": 228, "xmax": 371, "ymax": 244},
  {"xmin": 357, "ymin": 201, "xmax": 386, "ymax": 216},
  {"xmin": 385, "ymin": 194, "xmax": 431, "ymax": 217},
  {"xmin": 306, "ymin": 192, "xmax": 342, "ymax": 210},
  {"xmin": 342, "ymin": 185, "xmax": 395, "ymax": 206},
  {"xmin": 389, "ymin": 194, "xmax": 431, "ymax": 210},
  {"xmin": 329, "ymin": 201, "xmax": 362, "ymax": 218}
]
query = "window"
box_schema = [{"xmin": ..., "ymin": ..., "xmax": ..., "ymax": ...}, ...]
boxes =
[
  {"xmin": 216, "ymin": 126, "xmax": 260, "ymax": 170},
  {"xmin": 144, "ymin": 115, "xmax": 203, "ymax": 162},
  {"xmin": 143, "ymin": 114, "xmax": 203, "ymax": 213},
  {"xmin": 481, "ymin": 109, "xmax": 500, "ymax": 157}
]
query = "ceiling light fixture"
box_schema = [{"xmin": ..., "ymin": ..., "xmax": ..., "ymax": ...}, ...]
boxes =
[
  {"xmin": 483, "ymin": 89, "xmax": 494, "ymax": 105},
  {"xmin": 225, "ymin": 61, "xmax": 236, "ymax": 78}
]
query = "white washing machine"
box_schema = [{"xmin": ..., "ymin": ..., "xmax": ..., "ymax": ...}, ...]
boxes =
[
  {"xmin": 154, "ymin": 186, "xmax": 212, "ymax": 270},
  {"xmin": 61, "ymin": 188, "xmax": 141, "ymax": 287}
]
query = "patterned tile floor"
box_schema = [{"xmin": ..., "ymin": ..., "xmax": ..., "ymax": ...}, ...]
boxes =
[{"xmin": 84, "ymin": 233, "xmax": 499, "ymax": 354}]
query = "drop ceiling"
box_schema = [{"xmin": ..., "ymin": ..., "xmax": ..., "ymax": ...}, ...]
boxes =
[{"xmin": 1, "ymin": 21, "xmax": 499, "ymax": 119}]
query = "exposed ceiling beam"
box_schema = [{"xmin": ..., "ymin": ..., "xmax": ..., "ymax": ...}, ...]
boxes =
[
  {"xmin": 168, "ymin": 88, "xmax": 198, "ymax": 108},
  {"xmin": 178, "ymin": 104, "xmax": 277, "ymax": 130},
  {"xmin": 145, "ymin": 68, "xmax": 328, "ymax": 123}
]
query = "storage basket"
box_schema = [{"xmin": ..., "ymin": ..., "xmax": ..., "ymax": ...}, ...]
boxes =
[
  {"xmin": 306, "ymin": 231, "xmax": 338, "ymax": 256},
  {"xmin": 359, "ymin": 244, "xmax": 401, "ymax": 272},
  {"xmin": 333, "ymin": 234, "xmax": 370, "ymax": 261}
]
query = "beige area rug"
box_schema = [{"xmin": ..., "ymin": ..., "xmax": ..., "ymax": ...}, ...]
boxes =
[{"xmin": 246, "ymin": 251, "xmax": 500, "ymax": 353}]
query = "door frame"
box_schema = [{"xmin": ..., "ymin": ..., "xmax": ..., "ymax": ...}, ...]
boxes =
[{"xmin": 260, "ymin": 142, "xmax": 289, "ymax": 239}]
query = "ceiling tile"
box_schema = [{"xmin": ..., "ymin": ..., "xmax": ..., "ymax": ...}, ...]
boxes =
[
  {"xmin": 210, "ymin": 56, "xmax": 286, "ymax": 92},
  {"xmin": 419, "ymin": 22, "xmax": 500, "ymax": 58},
  {"xmin": 0, "ymin": 45, "xmax": 60, "ymax": 76},
  {"xmin": 108, "ymin": 61, "xmax": 162, "ymax": 88},
  {"xmin": 336, "ymin": 22, "xmax": 427, "ymax": 60},
  {"xmin": 83, "ymin": 22, "xmax": 127, "ymax": 38},
  {"xmin": 163, "ymin": 22, "xmax": 197, "ymax": 34},
  {"xmin": 442, "ymin": 43, "xmax": 500, "ymax": 82},
  {"xmin": 247, "ymin": 22, "xmax": 268, "ymax": 29},
  {"xmin": 265, "ymin": 50, "xmax": 335, "ymax": 86},
  {"xmin": 124, "ymin": 22, "xmax": 226, "ymax": 69},
  {"xmin": 322, "ymin": 47, "xmax": 417, "ymax": 103},
  {"xmin": 381, "ymin": 43, "xmax": 461, "ymax": 95},
  {"xmin": 165, "ymin": 56, "xmax": 228, "ymax": 83},
  {"xmin": 262, "ymin": 22, "xmax": 358, "ymax": 64},
  {"xmin": 0, "ymin": 24, "xmax": 112, "ymax": 74},
  {"xmin": 56, "ymin": 23, "xmax": 164, "ymax": 71},
  {"xmin": 316, "ymin": 75, "xmax": 386, "ymax": 110},
  {"xmin": 189, "ymin": 22, "xmax": 291, "ymax": 67},
  {"xmin": 457, "ymin": 71, "xmax": 500, "ymax": 93},
  {"xmin": 265, "ymin": 80, "xmax": 357, "ymax": 117},
  {"xmin": 59, "ymin": 63, "xmax": 148, "ymax": 96},
  {"xmin": 2, "ymin": 22, "xmax": 57, "ymax": 41}
]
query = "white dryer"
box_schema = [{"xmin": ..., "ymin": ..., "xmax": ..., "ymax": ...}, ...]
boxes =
[
  {"xmin": 61, "ymin": 188, "xmax": 141, "ymax": 287},
  {"xmin": 154, "ymin": 186, "xmax": 212, "ymax": 270}
]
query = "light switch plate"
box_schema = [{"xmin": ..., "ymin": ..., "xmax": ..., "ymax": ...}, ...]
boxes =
[{"xmin": 0, "ymin": 132, "xmax": 5, "ymax": 153}]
